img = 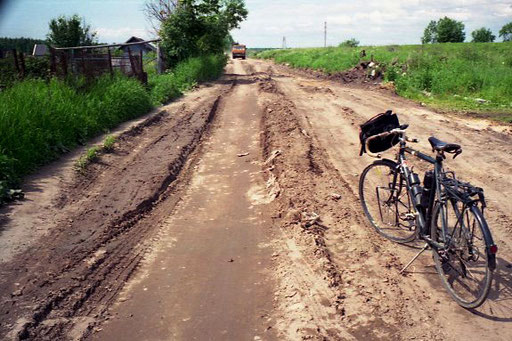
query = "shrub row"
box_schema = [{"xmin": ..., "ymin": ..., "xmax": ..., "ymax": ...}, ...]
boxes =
[{"xmin": 0, "ymin": 54, "xmax": 227, "ymax": 203}]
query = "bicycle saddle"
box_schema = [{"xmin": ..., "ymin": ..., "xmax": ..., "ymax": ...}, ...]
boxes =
[{"xmin": 428, "ymin": 136, "xmax": 462, "ymax": 154}]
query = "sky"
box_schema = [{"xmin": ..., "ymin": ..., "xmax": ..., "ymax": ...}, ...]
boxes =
[{"xmin": 0, "ymin": 0, "xmax": 511, "ymax": 47}]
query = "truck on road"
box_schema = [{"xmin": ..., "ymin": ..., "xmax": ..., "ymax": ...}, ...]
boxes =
[{"xmin": 231, "ymin": 44, "xmax": 246, "ymax": 59}]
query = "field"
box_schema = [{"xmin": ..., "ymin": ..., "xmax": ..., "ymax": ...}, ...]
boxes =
[
  {"xmin": 0, "ymin": 54, "xmax": 226, "ymax": 202},
  {"xmin": 256, "ymin": 43, "xmax": 512, "ymax": 122}
]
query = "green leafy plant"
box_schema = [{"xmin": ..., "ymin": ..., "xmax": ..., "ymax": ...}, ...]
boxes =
[
  {"xmin": 160, "ymin": 0, "xmax": 247, "ymax": 68},
  {"xmin": 499, "ymin": 22, "xmax": 512, "ymax": 42},
  {"xmin": 339, "ymin": 38, "xmax": 360, "ymax": 48},
  {"xmin": 47, "ymin": 14, "xmax": 97, "ymax": 47},
  {"xmin": 103, "ymin": 135, "xmax": 117, "ymax": 152},
  {"xmin": 422, "ymin": 17, "xmax": 465, "ymax": 44},
  {"xmin": 75, "ymin": 146, "xmax": 100, "ymax": 172},
  {"xmin": 471, "ymin": 27, "xmax": 495, "ymax": 43}
]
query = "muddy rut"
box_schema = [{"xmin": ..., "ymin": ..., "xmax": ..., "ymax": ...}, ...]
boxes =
[{"xmin": 0, "ymin": 58, "xmax": 511, "ymax": 340}]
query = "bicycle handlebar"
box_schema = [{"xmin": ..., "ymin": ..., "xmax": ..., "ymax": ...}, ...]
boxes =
[{"xmin": 364, "ymin": 128, "xmax": 418, "ymax": 158}]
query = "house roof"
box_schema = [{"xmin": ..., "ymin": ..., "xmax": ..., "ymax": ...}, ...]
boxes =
[
  {"xmin": 119, "ymin": 36, "xmax": 157, "ymax": 52},
  {"xmin": 124, "ymin": 36, "xmax": 145, "ymax": 44}
]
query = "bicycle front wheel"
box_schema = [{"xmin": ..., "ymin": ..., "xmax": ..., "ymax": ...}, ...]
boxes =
[
  {"xmin": 359, "ymin": 160, "xmax": 418, "ymax": 243},
  {"xmin": 431, "ymin": 200, "xmax": 494, "ymax": 309}
]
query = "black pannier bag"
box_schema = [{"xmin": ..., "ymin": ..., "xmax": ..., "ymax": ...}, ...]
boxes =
[{"xmin": 359, "ymin": 110, "xmax": 400, "ymax": 155}]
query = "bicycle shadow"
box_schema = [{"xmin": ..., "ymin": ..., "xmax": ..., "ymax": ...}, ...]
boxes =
[{"xmin": 471, "ymin": 255, "xmax": 512, "ymax": 321}]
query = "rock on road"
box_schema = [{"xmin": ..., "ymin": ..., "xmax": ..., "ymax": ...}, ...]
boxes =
[{"xmin": 0, "ymin": 58, "xmax": 511, "ymax": 341}]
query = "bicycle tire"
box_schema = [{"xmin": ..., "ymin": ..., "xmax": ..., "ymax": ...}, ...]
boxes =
[
  {"xmin": 359, "ymin": 159, "xmax": 418, "ymax": 243},
  {"xmin": 431, "ymin": 201, "xmax": 494, "ymax": 309}
]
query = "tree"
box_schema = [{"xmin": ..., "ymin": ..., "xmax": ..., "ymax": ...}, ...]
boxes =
[
  {"xmin": 499, "ymin": 22, "xmax": 512, "ymax": 42},
  {"xmin": 160, "ymin": 0, "xmax": 248, "ymax": 67},
  {"xmin": 471, "ymin": 27, "xmax": 495, "ymax": 43},
  {"xmin": 47, "ymin": 15, "xmax": 97, "ymax": 47},
  {"xmin": 143, "ymin": 0, "xmax": 179, "ymax": 34},
  {"xmin": 339, "ymin": 38, "xmax": 359, "ymax": 47},
  {"xmin": 422, "ymin": 20, "xmax": 438, "ymax": 44},
  {"xmin": 223, "ymin": 33, "xmax": 235, "ymax": 51},
  {"xmin": 421, "ymin": 17, "xmax": 465, "ymax": 43},
  {"xmin": 436, "ymin": 17, "xmax": 465, "ymax": 43}
]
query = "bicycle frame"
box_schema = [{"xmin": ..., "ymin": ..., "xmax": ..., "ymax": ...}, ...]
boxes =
[
  {"xmin": 389, "ymin": 136, "xmax": 495, "ymax": 260},
  {"xmin": 391, "ymin": 136, "xmax": 482, "ymax": 254}
]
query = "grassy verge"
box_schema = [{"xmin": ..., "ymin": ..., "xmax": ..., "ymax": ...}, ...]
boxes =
[
  {"xmin": 0, "ymin": 54, "xmax": 227, "ymax": 203},
  {"xmin": 257, "ymin": 43, "xmax": 512, "ymax": 122}
]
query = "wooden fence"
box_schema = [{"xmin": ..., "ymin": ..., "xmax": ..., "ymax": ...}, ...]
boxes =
[
  {"xmin": 50, "ymin": 39, "xmax": 163, "ymax": 84},
  {"xmin": 2, "ymin": 49, "xmax": 27, "ymax": 78}
]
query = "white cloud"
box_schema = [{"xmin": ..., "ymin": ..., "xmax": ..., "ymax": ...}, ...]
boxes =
[
  {"xmin": 95, "ymin": 27, "xmax": 149, "ymax": 42},
  {"xmin": 232, "ymin": 0, "xmax": 512, "ymax": 47}
]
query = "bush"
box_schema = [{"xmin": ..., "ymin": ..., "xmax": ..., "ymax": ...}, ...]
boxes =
[{"xmin": 339, "ymin": 38, "xmax": 359, "ymax": 48}]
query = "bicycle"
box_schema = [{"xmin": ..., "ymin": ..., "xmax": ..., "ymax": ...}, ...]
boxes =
[{"xmin": 358, "ymin": 121, "xmax": 498, "ymax": 309}]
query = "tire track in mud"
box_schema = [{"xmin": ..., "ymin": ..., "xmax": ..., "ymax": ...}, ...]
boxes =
[
  {"xmin": 0, "ymin": 80, "xmax": 235, "ymax": 340},
  {"xmin": 90, "ymin": 61, "xmax": 278, "ymax": 341}
]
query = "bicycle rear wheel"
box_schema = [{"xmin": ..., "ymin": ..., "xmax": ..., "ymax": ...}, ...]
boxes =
[
  {"xmin": 359, "ymin": 160, "xmax": 418, "ymax": 243},
  {"xmin": 431, "ymin": 200, "xmax": 494, "ymax": 309}
]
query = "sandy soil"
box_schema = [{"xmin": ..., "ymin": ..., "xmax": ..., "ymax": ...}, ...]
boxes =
[
  {"xmin": 249, "ymin": 58, "xmax": 512, "ymax": 340},
  {"xmin": 0, "ymin": 58, "xmax": 511, "ymax": 340}
]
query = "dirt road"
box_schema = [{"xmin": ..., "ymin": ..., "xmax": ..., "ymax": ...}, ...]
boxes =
[{"xmin": 0, "ymin": 58, "xmax": 511, "ymax": 340}]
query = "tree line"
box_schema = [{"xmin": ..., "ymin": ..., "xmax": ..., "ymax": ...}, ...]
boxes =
[
  {"xmin": 422, "ymin": 17, "xmax": 512, "ymax": 44},
  {"xmin": 0, "ymin": 37, "xmax": 45, "ymax": 54}
]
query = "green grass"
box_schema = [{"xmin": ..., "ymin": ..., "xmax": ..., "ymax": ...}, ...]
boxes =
[
  {"xmin": 149, "ymin": 54, "xmax": 227, "ymax": 105},
  {"xmin": 247, "ymin": 48, "xmax": 278, "ymax": 58},
  {"xmin": 102, "ymin": 135, "xmax": 117, "ymax": 152},
  {"xmin": 75, "ymin": 146, "xmax": 101, "ymax": 172},
  {"xmin": 257, "ymin": 43, "xmax": 512, "ymax": 122},
  {"xmin": 0, "ymin": 54, "xmax": 227, "ymax": 203}
]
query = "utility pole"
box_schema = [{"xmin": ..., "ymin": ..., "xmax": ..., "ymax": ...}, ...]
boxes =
[{"xmin": 324, "ymin": 21, "xmax": 327, "ymax": 48}]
